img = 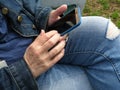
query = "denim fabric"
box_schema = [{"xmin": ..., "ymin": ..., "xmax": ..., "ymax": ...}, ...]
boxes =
[
  {"xmin": 58, "ymin": 16, "xmax": 120, "ymax": 90},
  {"xmin": 0, "ymin": 60, "xmax": 38, "ymax": 90},
  {"xmin": 1, "ymin": 0, "xmax": 120, "ymax": 90},
  {"xmin": 37, "ymin": 64, "xmax": 92, "ymax": 90},
  {"xmin": 0, "ymin": 12, "xmax": 34, "ymax": 64},
  {"xmin": 0, "ymin": 13, "xmax": 38, "ymax": 89},
  {"xmin": 0, "ymin": 0, "xmax": 52, "ymax": 37},
  {"xmin": 37, "ymin": 16, "xmax": 120, "ymax": 90},
  {"xmin": 0, "ymin": 0, "xmax": 93, "ymax": 90},
  {"xmin": 1, "ymin": 13, "xmax": 120, "ymax": 89},
  {"xmin": 0, "ymin": 2, "xmax": 91, "ymax": 89}
]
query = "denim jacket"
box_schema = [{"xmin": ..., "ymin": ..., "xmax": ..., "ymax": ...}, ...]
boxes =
[
  {"xmin": 0, "ymin": 60, "xmax": 38, "ymax": 90},
  {"xmin": 0, "ymin": 0, "xmax": 52, "ymax": 89},
  {"xmin": 0, "ymin": 11, "xmax": 39, "ymax": 90},
  {"xmin": 0, "ymin": 0, "xmax": 52, "ymax": 37}
]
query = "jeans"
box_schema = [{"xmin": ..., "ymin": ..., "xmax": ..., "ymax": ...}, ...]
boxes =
[{"xmin": 37, "ymin": 16, "xmax": 120, "ymax": 90}]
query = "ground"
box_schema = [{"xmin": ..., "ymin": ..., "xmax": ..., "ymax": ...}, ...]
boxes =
[{"xmin": 83, "ymin": 0, "xmax": 120, "ymax": 28}]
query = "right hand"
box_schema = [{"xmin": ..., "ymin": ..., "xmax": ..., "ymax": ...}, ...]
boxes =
[
  {"xmin": 48, "ymin": 4, "xmax": 67, "ymax": 26},
  {"xmin": 24, "ymin": 30, "xmax": 66, "ymax": 78}
]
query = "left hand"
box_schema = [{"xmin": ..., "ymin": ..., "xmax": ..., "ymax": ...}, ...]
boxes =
[
  {"xmin": 24, "ymin": 30, "xmax": 66, "ymax": 78},
  {"xmin": 48, "ymin": 4, "xmax": 67, "ymax": 26}
]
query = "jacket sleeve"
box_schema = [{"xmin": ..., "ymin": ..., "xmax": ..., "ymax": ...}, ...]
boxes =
[
  {"xmin": 0, "ymin": 60, "xmax": 38, "ymax": 90},
  {"xmin": 20, "ymin": 0, "xmax": 52, "ymax": 30},
  {"xmin": 22, "ymin": 0, "xmax": 52, "ymax": 29}
]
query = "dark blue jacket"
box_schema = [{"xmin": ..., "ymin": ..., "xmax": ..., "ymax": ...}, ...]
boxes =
[
  {"xmin": 0, "ymin": 0, "xmax": 52, "ymax": 37},
  {"xmin": 0, "ymin": 60, "xmax": 38, "ymax": 90},
  {"xmin": 0, "ymin": 0, "xmax": 52, "ymax": 89}
]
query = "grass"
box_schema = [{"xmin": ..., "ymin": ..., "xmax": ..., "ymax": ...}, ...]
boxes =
[{"xmin": 83, "ymin": 0, "xmax": 120, "ymax": 28}]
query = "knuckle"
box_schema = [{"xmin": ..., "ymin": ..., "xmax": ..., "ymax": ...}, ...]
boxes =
[
  {"xmin": 40, "ymin": 58, "xmax": 44, "ymax": 62},
  {"xmin": 40, "ymin": 55, "xmax": 49, "ymax": 63},
  {"xmin": 27, "ymin": 45, "xmax": 36, "ymax": 53},
  {"xmin": 28, "ymin": 45, "xmax": 43, "ymax": 57},
  {"xmin": 48, "ymin": 53, "xmax": 53, "ymax": 59},
  {"xmin": 49, "ymin": 49, "xmax": 59, "ymax": 58},
  {"xmin": 53, "ymin": 48, "xmax": 59, "ymax": 54},
  {"xmin": 48, "ymin": 39, "xmax": 55, "ymax": 46},
  {"xmin": 40, "ymin": 56, "xmax": 47, "ymax": 62},
  {"xmin": 45, "ymin": 34, "xmax": 50, "ymax": 39},
  {"xmin": 43, "ymin": 62, "xmax": 50, "ymax": 68},
  {"xmin": 34, "ymin": 51, "xmax": 40, "ymax": 58}
]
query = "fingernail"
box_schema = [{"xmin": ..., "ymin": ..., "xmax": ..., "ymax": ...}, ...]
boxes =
[{"xmin": 40, "ymin": 29, "xmax": 45, "ymax": 35}]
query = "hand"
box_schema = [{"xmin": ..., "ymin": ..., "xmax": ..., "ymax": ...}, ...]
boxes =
[
  {"xmin": 24, "ymin": 30, "xmax": 66, "ymax": 78},
  {"xmin": 48, "ymin": 4, "xmax": 67, "ymax": 26}
]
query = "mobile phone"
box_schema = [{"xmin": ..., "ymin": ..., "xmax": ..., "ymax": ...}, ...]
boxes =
[{"xmin": 46, "ymin": 5, "xmax": 82, "ymax": 35}]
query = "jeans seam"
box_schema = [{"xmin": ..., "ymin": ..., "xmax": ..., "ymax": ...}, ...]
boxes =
[
  {"xmin": 7, "ymin": 67, "xmax": 21, "ymax": 90},
  {"xmin": 64, "ymin": 50, "xmax": 120, "ymax": 82}
]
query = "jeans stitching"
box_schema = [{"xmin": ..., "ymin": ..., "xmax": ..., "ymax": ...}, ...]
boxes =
[
  {"xmin": 7, "ymin": 67, "xmax": 21, "ymax": 90},
  {"xmin": 64, "ymin": 50, "xmax": 120, "ymax": 82}
]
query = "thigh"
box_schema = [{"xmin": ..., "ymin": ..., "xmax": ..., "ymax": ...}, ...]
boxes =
[
  {"xmin": 36, "ymin": 64, "xmax": 92, "ymax": 90},
  {"xmin": 60, "ymin": 16, "xmax": 120, "ymax": 89},
  {"xmin": 60, "ymin": 16, "xmax": 110, "ymax": 65}
]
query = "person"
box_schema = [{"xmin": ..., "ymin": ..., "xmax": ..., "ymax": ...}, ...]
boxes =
[
  {"xmin": 1, "ymin": 0, "xmax": 120, "ymax": 90},
  {"xmin": 0, "ymin": 0, "xmax": 91, "ymax": 90}
]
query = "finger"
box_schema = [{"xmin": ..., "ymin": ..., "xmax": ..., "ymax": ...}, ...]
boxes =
[
  {"xmin": 46, "ymin": 30, "xmax": 58, "ymax": 36},
  {"xmin": 33, "ymin": 30, "xmax": 58, "ymax": 46},
  {"xmin": 42, "ymin": 33, "xmax": 60, "ymax": 51},
  {"xmin": 49, "ymin": 40, "xmax": 66, "ymax": 59},
  {"xmin": 50, "ymin": 49, "xmax": 65, "ymax": 66},
  {"xmin": 60, "ymin": 34, "xmax": 69, "ymax": 41},
  {"xmin": 53, "ymin": 4, "xmax": 67, "ymax": 17}
]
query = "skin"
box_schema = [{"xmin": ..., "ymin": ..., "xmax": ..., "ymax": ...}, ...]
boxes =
[{"xmin": 24, "ymin": 4, "xmax": 68, "ymax": 78}]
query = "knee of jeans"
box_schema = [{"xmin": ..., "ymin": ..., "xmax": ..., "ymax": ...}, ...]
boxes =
[{"xmin": 106, "ymin": 19, "xmax": 120, "ymax": 40}]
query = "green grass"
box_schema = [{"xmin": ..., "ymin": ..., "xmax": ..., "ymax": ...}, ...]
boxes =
[{"xmin": 83, "ymin": 0, "xmax": 120, "ymax": 28}]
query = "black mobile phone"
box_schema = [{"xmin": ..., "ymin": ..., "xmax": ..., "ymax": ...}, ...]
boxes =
[{"xmin": 46, "ymin": 5, "xmax": 81, "ymax": 35}]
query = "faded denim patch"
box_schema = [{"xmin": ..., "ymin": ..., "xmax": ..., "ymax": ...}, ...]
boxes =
[{"xmin": 106, "ymin": 19, "xmax": 120, "ymax": 40}]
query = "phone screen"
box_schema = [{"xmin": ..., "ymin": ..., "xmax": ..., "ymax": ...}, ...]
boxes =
[{"xmin": 47, "ymin": 6, "xmax": 81, "ymax": 35}]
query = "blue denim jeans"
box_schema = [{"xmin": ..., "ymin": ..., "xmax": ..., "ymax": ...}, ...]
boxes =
[{"xmin": 37, "ymin": 16, "xmax": 120, "ymax": 90}]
